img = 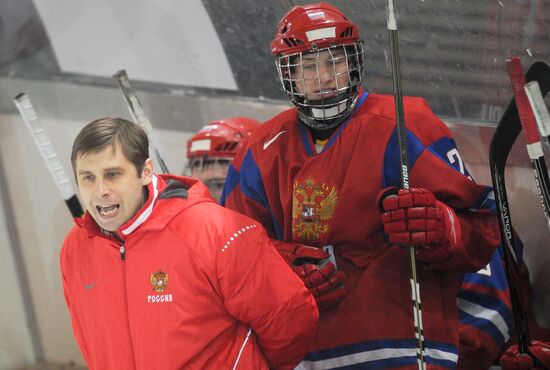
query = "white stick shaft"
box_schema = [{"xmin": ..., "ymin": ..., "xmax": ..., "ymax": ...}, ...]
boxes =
[
  {"xmin": 525, "ymin": 80, "xmax": 550, "ymax": 138},
  {"xmin": 13, "ymin": 93, "xmax": 77, "ymax": 200},
  {"xmin": 387, "ymin": 0, "xmax": 398, "ymax": 30}
]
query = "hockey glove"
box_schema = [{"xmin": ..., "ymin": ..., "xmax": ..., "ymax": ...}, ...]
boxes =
[
  {"xmin": 279, "ymin": 244, "xmax": 347, "ymax": 312},
  {"xmin": 501, "ymin": 341, "xmax": 550, "ymax": 370},
  {"xmin": 378, "ymin": 187, "xmax": 461, "ymax": 264}
]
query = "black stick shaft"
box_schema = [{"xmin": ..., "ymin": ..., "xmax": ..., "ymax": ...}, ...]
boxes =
[
  {"xmin": 386, "ymin": 1, "xmax": 425, "ymax": 369},
  {"xmin": 491, "ymin": 60, "xmax": 550, "ymax": 355}
]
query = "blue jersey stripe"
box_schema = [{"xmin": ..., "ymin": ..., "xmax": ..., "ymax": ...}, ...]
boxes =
[
  {"xmin": 427, "ymin": 136, "xmax": 474, "ymax": 179},
  {"xmin": 331, "ymin": 356, "xmax": 416, "ymax": 370},
  {"xmin": 301, "ymin": 338, "xmax": 458, "ymax": 369},
  {"xmin": 383, "ymin": 128, "xmax": 426, "ymax": 188},
  {"xmin": 460, "ymin": 248, "xmax": 508, "ymax": 291},
  {"xmin": 471, "ymin": 186, "xmax": 497, "ymax": 213},
  {"xmin": 457, "ymin": 290, "xmax": 512, "ymax": 325},
  {"xmin": 239, "ymin": 150, "xmax": 269, "ymax": 208},
  {"xmin": 221, "ymin": 150, "xmax": 284, "ymax": 240},
  {"xmin": 299, "ymin": 123, "xmax": 314, "ymax": 156},
  {"xmin": 220, "ymin": 163, "xmax": 240, "ymax": 205},
  {"xmin": 458, "ymin": 307, "xmax": 509, "ymax": 345}
]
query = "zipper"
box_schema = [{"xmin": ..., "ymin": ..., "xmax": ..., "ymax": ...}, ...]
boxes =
[
  {"xmin": 119, "ymin": 239, "xmax": 136, "ymax": 367},
  {"xmin": 120, "ymin": 244, "xmax": 126, "ymax": 260},
  {"xmin": 112, "ymin": 232, "xmax": 125, "ymax": 261}
]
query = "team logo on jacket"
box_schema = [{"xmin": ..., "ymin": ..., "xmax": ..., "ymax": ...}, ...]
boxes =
[
  {"xmin": 292, "ymin": 177, "xmax": 338, "ymax": 242},
  {"xmin": 150, "ymin": 271, "xmax": 169, "ymax": 293}
]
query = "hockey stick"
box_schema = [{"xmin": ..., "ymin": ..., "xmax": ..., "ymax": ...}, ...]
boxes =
[
  {"xmin": 385, "ymin": 1, "xmax": 425, "ymax": 368},
  {"xmin": 13, "ymin": 93, "xmax": 84, "ymax": 219},
  {"xmin": 507, "ymin": 57, "xmax": 550, "ymax": 233},
  {"xmin": 490, "ymin": 60, "xmax": 550, "ymax": 355},
  {"xmin": 113, "ymin": 69, "xmax": 170, "ymax": 174}
]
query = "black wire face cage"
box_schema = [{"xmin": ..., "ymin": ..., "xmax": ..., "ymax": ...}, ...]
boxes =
[{"xmin": 275, "ymin": 42, "xmax": 365, "ymax": 130}]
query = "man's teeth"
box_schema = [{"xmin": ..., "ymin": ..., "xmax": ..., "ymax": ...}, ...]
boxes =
[{"xmin": 96, "ymin": 205, "xmax": 120, "ymax": 216}]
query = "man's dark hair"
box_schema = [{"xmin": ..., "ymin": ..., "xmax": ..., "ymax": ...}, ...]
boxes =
[{"xmin": 71, "ymin": 117, "xmax": 149, "ymax": 178}]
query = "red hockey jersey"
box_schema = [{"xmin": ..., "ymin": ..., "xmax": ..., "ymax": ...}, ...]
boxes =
[{"xmin": 222, "ymin": 91, "xmax": 501, "ymax": 369}]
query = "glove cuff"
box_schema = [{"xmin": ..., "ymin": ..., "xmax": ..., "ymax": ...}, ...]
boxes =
[{"xmin": 437, "ymin": 200, "xmax": 461, "ymax": 251}]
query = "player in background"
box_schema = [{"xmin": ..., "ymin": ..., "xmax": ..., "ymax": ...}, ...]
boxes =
[
  {"xmin": 222, "ymin": 3, "xmax": 503, "ymax": 369},
  {"xmin": 184, "ymin": 117, "xmax": 260, "ymax": 201}
]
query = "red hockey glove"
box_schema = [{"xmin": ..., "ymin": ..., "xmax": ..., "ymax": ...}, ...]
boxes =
[
  {"xmin": 279, "ymin": 244, "xmax": 347, "ymax": 312},
  {"xmin": 377, "ymin": 187, "xmax": 461, "ymax": 264},
  {"xmin": 501, "ymin": 341, "xmax": 550, "ymax": 369}
]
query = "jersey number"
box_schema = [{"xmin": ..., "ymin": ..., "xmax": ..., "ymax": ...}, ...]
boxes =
[{"xmin": 447, "ymin": 149, "xmax": 472, "ymax": 180}]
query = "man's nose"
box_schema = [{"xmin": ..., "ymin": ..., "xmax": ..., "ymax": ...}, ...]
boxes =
[{"xmin": 96, "ymin": 178, "xmax": 111, "ymax": 197}]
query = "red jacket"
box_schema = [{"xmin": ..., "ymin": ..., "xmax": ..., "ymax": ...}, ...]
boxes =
[{"xmin": 61, "ymin": 174, "xmax": 318, "ymax": 369}]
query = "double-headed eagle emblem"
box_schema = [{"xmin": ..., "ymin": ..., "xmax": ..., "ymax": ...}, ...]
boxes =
[
  {"xmin": 292, "ymin": 177, "xmax": 338, "ymax": 242},
  {"xmin": 150, "ymin": 271, "xmax": 169, "ymax": 293}
]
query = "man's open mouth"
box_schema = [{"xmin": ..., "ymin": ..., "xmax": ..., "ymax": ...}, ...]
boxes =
[{"xmin": 96, "ymin": 204, "xmax": 120, "ymax": 217}]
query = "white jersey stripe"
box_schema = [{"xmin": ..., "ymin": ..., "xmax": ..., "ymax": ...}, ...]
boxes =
[
  {"xmin": 457, "ymin": 297, "xmax": 510, "ymax": 341},
  {"xmin": 296, "ymin": 346, "xmax": 458, "ymax": 370}
]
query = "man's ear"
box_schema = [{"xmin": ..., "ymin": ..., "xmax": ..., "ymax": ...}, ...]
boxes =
[{"xmin": 141, "ymin": 158, "xmax": 154, "ymax": 185}]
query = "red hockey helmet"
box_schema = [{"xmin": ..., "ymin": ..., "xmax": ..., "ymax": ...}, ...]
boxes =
[
  {"xmin": 186, "ymin": 117, "xmax": 260, "ymax": 160},
  {"xmin": 185, "ymin": 117, "xmax": 260, "ymax": 201},
  {"xmin": 271, "ymin": 3, "xmax": 364, "ymax": 130},
  {"xmin": 271, "ymin": 2, "xmax": 360, "ymax": 56}
]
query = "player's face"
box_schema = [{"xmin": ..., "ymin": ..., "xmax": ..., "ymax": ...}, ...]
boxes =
[
  {"xmin": 76, "ymin": 143, "xmax": 153, "ymax": 232},
  {"xmin": 190, "ymin": 158, "xmax": 230, "ymax": 201},
  {"xmin": 293, "ymin": 48, "xmax": 350, "ymax": 101}
]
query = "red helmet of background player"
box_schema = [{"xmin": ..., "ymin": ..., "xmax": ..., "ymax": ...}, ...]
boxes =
[
  {"xmin": 186, "ymin": 117, "xmax": 260, "ymax": 160},
  {"xmin": 185, "ymin": 117, "xmax": 260, "ymax": 201},
  {"xmin": 271, "ymin": 3, "xmax": 364, "ymax": 131}
]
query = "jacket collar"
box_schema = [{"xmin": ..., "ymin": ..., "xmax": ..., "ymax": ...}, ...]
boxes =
[{"xmin": 119, "ymin": 174, "xmax": 160, "ymax": 236}]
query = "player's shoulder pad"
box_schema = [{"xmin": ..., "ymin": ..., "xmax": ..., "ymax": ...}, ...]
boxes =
[{"xmin": 364, "ymin": 93, "xmax": 451, "ymax": 143}]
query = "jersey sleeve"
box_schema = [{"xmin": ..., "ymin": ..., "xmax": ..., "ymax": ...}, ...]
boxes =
[
  {"xmin": 456, "ymin": 245, "xmax": 513, "ymax": 369},
  {"xmin": 216, "ymin": 217, "xmax": 318, "ymax": 369},
  {"xmin": 382, "ymin": 99, "xmax": 500, "ymax": 272},
  {"xmin": 222, "ymin": 147, "xmax": 285, "ymax": 239}
]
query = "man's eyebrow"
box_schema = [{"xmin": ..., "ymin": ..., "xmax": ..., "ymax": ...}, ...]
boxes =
[
  {"xmin": 104, "ymin": 167, "xmax": 124, "ymax": 172},
  {"xmin": 77, "ymin": 167, "xmax": 124, "ymax": 175}
]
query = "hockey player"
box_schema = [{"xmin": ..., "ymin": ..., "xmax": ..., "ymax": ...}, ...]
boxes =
[
  {"xmin": 61, "ymin": 117, "xmax": 317, "ymax": 369},
  {"xmin": 222, "ymin": 3, "xmax": 501, "ymax": 369},
  {"xmin": 185, "ymin": 117, "xmax": 260, "ymax": 201}
]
